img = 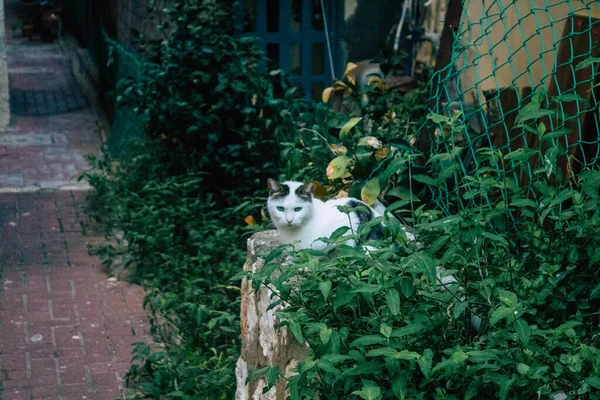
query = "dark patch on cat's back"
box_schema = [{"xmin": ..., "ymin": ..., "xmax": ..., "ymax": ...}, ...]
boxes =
[
  {"xmin": 347, "ymin": 199, "xmax": 384, "ymax": 240},
  {"xmin": 270, "ymin": 184, "xmax": 290, "ymax": 199},
  {"xmin": 348, "ymin": 200, "xmax": 372, "ymax": 224}
]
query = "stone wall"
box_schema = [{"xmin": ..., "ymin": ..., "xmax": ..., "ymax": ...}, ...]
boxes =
[{"xmin": 235, "ymin": 231, "xmax": 306, "ymax": 400}]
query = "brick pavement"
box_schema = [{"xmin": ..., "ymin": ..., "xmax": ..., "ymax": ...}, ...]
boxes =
[{"xmin": 0, "ymin": 1, "xmax": 150, "ymax": 399}]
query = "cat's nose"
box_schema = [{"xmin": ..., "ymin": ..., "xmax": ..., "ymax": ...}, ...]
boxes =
[{"xmin": 286, "ymin": 219, "xmax": 293, "ymax": 224}]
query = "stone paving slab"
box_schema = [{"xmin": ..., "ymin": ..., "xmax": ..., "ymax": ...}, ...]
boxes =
[{"xmin": 0, "ymin": 192, "xmax": 150, "ymax": 400}]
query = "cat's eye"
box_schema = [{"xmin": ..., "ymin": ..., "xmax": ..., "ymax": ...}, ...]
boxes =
[
  {"xmin": 277, "ymin": 206, "xmax": 284, "ymax": 212},
  {"xmin": 294, "ymin": 207, "xmax": 302, "ymax": 212}
]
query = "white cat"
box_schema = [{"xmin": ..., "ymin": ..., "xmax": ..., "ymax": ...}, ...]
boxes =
[{"xmin": 267, "ymin": 179, "xmax": 384, "ymax": 251}]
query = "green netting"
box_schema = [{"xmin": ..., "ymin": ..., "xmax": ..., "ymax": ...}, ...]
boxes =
[{"xmin": 426, "ymin": 0, "xmax": 600, "ymax": 215}]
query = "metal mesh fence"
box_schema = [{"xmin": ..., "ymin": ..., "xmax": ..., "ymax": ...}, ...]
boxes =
[{"xmin": 425, "ymin": 0, "xmax": 600, "ymax": 215}]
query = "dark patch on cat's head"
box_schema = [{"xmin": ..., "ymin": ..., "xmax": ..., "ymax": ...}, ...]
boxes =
[
  {"xmin": 295, "ymin": 182, "xmax": 315, "ymax": 202},
  {"xmin": 267, "ymin": 179, "xmax": 290, "ymax": 199}
]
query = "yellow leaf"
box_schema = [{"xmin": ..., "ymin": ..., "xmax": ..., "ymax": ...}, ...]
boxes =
[
  {"xmin": 160, "ymin": 133, "xmax": 167, "ymax": 140},
  {"xmin": 332, "ymin": 80, "xmax": 349, "ymax": 90},
  {"xmin": 326, "ymin": 156, "xmax": 352, "ymax": 180},
  {"xmin": 361, "ymin": 178, "xmax": 381, "ymax": 205},
  {"xmin": 357, "ymin": 136, "xmax": 383, "ymax": 149},
  {"xmin": 344, "ymin": 62, "xmax": 358, "ymax": 75},
  {"xmin": 322, "ymin": 87, "xmax": 334, "ymax": 103},
  {"xmin": 375, "ymin": 147, "xmax": 391, "ymax": 162},
  {"xmin": 260, "ymin": 208, "xmax": 268, "ymax": 221},
  {"xmin": 244, "ymin": 215, "xmax": 256, "ymax": 225},
  {"xmin": 330, "ymin": 143, "xmax": 348, "ymax": 155},
  {"xmin": 367, "ymin": 75, "xmax": 387, "ymax": 90},
  {"xmin": 336, "ymin": 190, "xmax": 349, "ymax": 199},
  {"xmin": 312, "ymin": 181, "xmax": 328, "ymax": 199}
]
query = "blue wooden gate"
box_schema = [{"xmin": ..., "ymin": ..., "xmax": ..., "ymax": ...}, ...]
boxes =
[{"xmin": 241, "ymin": 0, "xmax": 343, "ymax": 100}]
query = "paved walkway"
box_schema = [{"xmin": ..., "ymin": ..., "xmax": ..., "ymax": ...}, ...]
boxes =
[{"xmin": 0, "ymin": 1, "xmax": 149, "ymax": 399}]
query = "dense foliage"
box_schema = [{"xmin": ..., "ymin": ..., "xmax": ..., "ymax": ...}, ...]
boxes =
[
  {"xmin": 253, "ymin": 84, "xmax": 600, "ymax": 398},
  {"xmin": 81, "ymin": 1, "xmax": 325, "ymax": 398}
]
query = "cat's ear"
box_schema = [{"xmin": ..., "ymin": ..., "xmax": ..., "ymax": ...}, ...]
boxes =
[
  {"xmin": 267, "ymin": 179, "xmax": 284, "ymax": 196},
  {"xmin": 296, "ymin": 182, "xmax": 316, "ymax": 201}
]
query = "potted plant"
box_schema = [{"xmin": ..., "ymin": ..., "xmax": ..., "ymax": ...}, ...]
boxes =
[
  {"xmin": 22, "ymin": 20, "xmax": 35, "ymax": 39},
  {"xmin": 39, "ymin": 0, "xmax": 62, "ymax": 41}
]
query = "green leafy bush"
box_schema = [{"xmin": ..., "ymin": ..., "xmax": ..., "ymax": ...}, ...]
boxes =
[
  {"xmin": 83, "ymin": 140, "xmax": 245, "ymax": 399},
  {"xmin": 81, "ymin": 1, "xmax": 319, "ymax": 398},
  {"xmin": 253, "ymin": 87, "xmax": 600, "ymax": 399}
]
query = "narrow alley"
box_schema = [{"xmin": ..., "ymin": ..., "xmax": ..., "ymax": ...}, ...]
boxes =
[{"xmin": 0, "ymin": 0, "xmax": 148, "ymax": 399}]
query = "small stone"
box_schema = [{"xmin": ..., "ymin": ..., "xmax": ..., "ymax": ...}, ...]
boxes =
[
  {"xmin": 30, "ymin": 334, "xmax": 43, "ymax": 342},
  {"xmin": 8, "ymin": 222, "xmax": 16, "ymax": 226}
]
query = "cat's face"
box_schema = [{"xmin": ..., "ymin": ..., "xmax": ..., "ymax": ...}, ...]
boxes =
[{"xmin": 267, "ymin": 179, "xmax": 315, "ymax": 229}]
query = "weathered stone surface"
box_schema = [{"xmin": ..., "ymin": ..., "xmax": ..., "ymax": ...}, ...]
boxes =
[{"xmin": 236, "ymin": 231, "xmax": 307, "ymax": 400}]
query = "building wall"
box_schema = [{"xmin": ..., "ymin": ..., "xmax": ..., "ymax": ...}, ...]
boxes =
[{"xmin": 455, "ymin": 0, "xmax": 600, "ymax": 101}]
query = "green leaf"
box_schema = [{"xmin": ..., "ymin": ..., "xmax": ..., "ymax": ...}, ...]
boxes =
[
  {"xmin": 317, "ymin": 358, "xmax": 340, "ymax": 376},
  {"xmin": 427, "ymin": 113, "xmax": 448, "ymax": 124},
  {"xmin": 267, "ymin": 366, "xmax": 280, "ymax": 388},
  {"xmin": 361, "ymin": 178, "xmax": 381, "ymax": 206},
  {"xmin": 504, "ymin": 148, "xmax": 537, "ymax": 163},
  {"xmin": 339, "ymin": 117, "xmax": 362, "ymax": 141},
  {"xmin": 554, "ymin": 93, "xmax": 591, "ymax": 107},
  {"xmin": 380, "ymin": 157, "xmax": 407, "ymax": 183},
  {"xmin": 404, "ymin": 252, "xmax": 437, "ymax": 287},
  {"xmin": 319, "ymin": 280, "xmax": 332, "ymax": 301},
  {"xmin": 386, "ymin": 288, "xmax": 400, "ymax": 315},
  {"xmin": 320, "ymin": 327, "xmax": 333, "ymax": 344},
  {"xmin": 427, "ymin": 214, "xmax": 463, "ymax": 228},
  {"xmin": 343, "ymin": 362, "xmax": 385, "ymax": 376},
  {"xmin": 590, "ymin": 248, "xmax": 600, "ymax": 267},
  {"xmin": 334, "ymin": 288, "xmax": 357, "ymax": 311},
  {"xmin": 510, "ymin": 198, "xmax": 538, "ymax": 208},
  {"xmin": 430, "ymin": 235, "xmax": 450, "ymax": 253},
  {"xmin": 586, "ymin": 376, "xmax": 600, "ymax": 389},
  {"xmin": 380, "ymin": 323, "xmax": 392, "ymax": 339},
  {"xmin": 399, "ymin": 278, "xmax": 414, "ymax": 298},
  {"xmin": 386, "ymin": 186, "xmax": 419, "ymax": 202},
  {"xmin": 288, "ymin": 319, "xmax": 304, "ymax": 344},
  {"xmin": 466, "ymin": 350, "xmax": 501, "ymax": 362},
  {"xmin": 391, "ymin": 323, "xmax": 423, "ymax": 338},
  {"xmin": 350, "ymin": 284, "xmax": 383, "ymax": 294},
  {"xmin": 326, "ymin": 156, "xmax": 352, "ymax": 180},
  {"xmin": 411, "ymin": 174, "xmax": 437, "ymax": 186},
  {"xmin": 516, "ymin": 363, "xmax": 530, "ymax": 376},
  {"xmin": 393, "ymin": 350, "xmax": 421, "ymax": 360},
  {"xmin": 418, "ymin": 350, "xmax": 433, "ymax": 380},
  {"xmin": 490, "ymin": 306, "xmax": 515, "ymax": 326},
  {"xmin": 352, "ymin": 385, "xmax": 381, "ymax": 400},
  {"xmin": 499, "ymin": 377, "xmax": 516, "ymax": 400},
  {"xmin": 497, "ymin": 289, "xmax": 518, "ymax": 308},
  {"xmin": 392, "ymin": 373, "xmax": 408, "ymax": 399},
  {"xmin": 351, "ymin": 335, "xmax": 387, "ymax": 347},
  {"xmin": 514, "ymin": 109, "xmax": 556, "ymax": 125},
  {"xmin": 366, "ymin": 347, "xmax": 399, "ymax": 358},
  {"xmin": 481, "ymin": 232, "xmax": 508, "ymax": 247},
  {"xmin": 575, "ymin": 56, "xmax": 600, "ymax": 70},
  {"xmin": 514, "ymin": 319, "xmax": 530, "ymax": 346}
]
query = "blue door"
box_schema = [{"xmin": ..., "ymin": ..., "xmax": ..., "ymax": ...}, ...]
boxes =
[{"xmin": 241, "ymin": 0, "xmax": 342, "ymax": 100}]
